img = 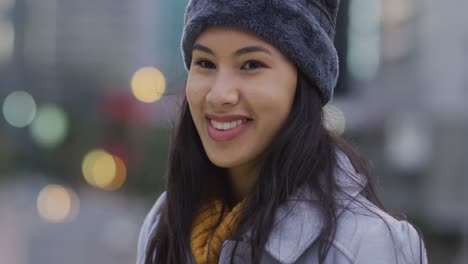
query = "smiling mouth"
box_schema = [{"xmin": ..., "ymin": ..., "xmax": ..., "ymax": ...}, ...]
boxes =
[
  {"xmin": 206, "ymin": 118, "xmax": 253, "ymax": 141},
  {"xmin": 209, "ymin": 118, "xmax": 251, "ymax": 130}
]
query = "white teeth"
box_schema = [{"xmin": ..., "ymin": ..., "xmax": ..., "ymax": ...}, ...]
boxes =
[{"xmin": 210, "ymin": 119, "xmax": 248, "ymax": 130}]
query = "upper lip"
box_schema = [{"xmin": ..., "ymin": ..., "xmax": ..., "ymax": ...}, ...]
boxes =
[{"xmin": 205, "ymin": 113, "xmax": 252, "ymax": 122}]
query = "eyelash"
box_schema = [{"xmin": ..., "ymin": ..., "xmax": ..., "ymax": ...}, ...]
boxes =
[{"xmin": 194, "ymin": 59, "xmax": 266, "ymax": 70}]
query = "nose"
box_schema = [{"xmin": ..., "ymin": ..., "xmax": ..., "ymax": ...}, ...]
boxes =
[{"xmin": 205, "ymin": 70, "xmax": 239, "ymax": 110}]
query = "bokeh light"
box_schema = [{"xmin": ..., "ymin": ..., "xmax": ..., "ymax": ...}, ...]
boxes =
[
  {"xmin": 82, "ymin": 150, "xmax": 115, "ymax": 189},
  {"xmin": 131, "ymin": 67, "xmax": 166, "ymax": 103},
  {"xmin": 36, "ymin": 184, "xmax": 80, "ymax": 223},
  {"xmin": 106, "ymin": 155, "xmax": 127, "ymax": 191},
  {"xmin": 385, "ymin": 114, "xmax": 432, "ymax": 171},
  {"xmin": 324, "ymin": 104, "xmax": 346, "ymax": 135},
  {"xmin": 82, "ymin": 149, "xmax": 127, "ymax": 191},
  {"xmin": 30, "ymin": 104, "xmax": 69, "ymax": 148},
  {"xmin": 2, "ymin": 91, "xmax": 37, "ymax": 128}
]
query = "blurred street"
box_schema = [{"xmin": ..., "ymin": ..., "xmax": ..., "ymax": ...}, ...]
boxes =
[{"xmin": 0, "ymin": 176, "xmax": 156, "ymax": 264}]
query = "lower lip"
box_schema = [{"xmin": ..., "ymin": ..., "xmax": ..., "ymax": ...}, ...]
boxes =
[{"xmin": 207, "ymin": 118, "xmax": 251, "ymax": 142}]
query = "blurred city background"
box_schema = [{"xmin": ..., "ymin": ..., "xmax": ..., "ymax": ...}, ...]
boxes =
[{"xmin": 0, "ymin": 0, "xmax": 466, "ymax": 263}]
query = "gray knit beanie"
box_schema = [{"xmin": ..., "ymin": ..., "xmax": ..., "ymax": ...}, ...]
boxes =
[{"xmin": 181, "ymin": 0, "xmax": 340, "ymax": 105}]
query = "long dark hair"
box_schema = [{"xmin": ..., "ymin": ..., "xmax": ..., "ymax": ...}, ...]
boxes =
[{"xmin": 145, "ymin": 72, "xmax": 404, "ymax": 263}]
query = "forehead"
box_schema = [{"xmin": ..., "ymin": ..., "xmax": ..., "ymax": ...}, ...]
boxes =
[{"xmin": 193, "ymin": 26, "xmax": 279, "ymax": 55}]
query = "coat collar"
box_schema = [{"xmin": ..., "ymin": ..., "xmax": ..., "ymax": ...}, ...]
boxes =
[{"xmin": 244, "ymin": 150, "xmax": 367, "ymax": 264}]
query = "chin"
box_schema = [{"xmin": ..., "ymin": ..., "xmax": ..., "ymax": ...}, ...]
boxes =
[
  {"xmin": 204, "ymin": 149, "xmax": 247, "ymax": 168},
  {"xmin": 207, "ymin": 156, "xmax": 241, "ymax": 168}
]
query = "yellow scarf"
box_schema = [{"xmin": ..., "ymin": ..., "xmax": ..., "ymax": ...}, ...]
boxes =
[{"xmin": 190, "ymin": 199, "xmax": 244, "ymax": 264}]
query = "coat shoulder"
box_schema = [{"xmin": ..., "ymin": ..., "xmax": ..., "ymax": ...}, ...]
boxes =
[
  {"xmin": 329, "ymin": 196, "xmax": 428, "ymax": 264},
  {"xmin": 136, "ymin": 192, "xmax": 167, "ymax": 264}
]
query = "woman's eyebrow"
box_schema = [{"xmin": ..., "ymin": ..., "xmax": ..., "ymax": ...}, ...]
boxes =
[{"xmin": 193, "ymin": 43, "xmax": 272, "ymax": 57}]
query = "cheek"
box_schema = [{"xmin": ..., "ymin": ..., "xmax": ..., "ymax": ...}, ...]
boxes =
[
  {"xmin": 186, "ymin": 77, "xmax": 206, "ymax": 111},
  {"xmin": 185, "ymin": 76, "xmax": 211, "ymax": 138},
  {"xmin": 274, "ymin": 78, "xmax": 297, "ymax": 118},
  {"xmin": 186, "ymin": 72, "xmax": 213, "ymax": 93},
  {"xmin": 185, "ymin": 90, "xmax": 201, "ymax": 134},
  {"xmin": 251, "ymin": 78, "xmax": 296, "ymax": 120},
  {"xmin": 248, "ymin": 77, "xmax": 296, "ymax": 150},
  {"xmin": 185, "ymin": 75, "xmax": 196, "ymax": 102}
]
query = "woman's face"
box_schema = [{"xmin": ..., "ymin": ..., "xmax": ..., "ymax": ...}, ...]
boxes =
[{"xmin": 186, "ymin": 27, "xmax": 297, "ymax": 176}]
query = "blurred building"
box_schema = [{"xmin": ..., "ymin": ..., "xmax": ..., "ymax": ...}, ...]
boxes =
[{"xmin": 332, "ymin": 0, "xmax": 468, "ymax": 263}]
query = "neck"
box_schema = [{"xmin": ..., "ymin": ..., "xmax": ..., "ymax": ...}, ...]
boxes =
[{"xmin": 228, "ymin": 163, "xmax": 259, "ymax": 204}]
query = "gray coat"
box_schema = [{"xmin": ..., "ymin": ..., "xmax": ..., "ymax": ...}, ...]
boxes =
[{"xmin": 136, "ymin": 154, "xmax": 428, "ymax": 264}]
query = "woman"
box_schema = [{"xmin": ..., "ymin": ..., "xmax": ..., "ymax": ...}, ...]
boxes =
[{"xmin": 137, "ymin": 0, "xmax": 428, "ymax": 263}]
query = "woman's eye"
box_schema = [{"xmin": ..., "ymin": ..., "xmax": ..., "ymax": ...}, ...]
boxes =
[
  {"xmin": 194, "ymin": 59, "xmax": 215, "ymax": 69},
  {"xmin": 242, "ymin": 60, "xmax": 265, "ymax": 70},
  {"xmin": 193, "ymin": 59, "xmax": 265, "ymax": 71}
]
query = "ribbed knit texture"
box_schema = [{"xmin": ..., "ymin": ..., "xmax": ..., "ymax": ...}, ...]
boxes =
[{"xmin": 190, "ymin": 199, "xmax": 245, "ymax": 264}]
